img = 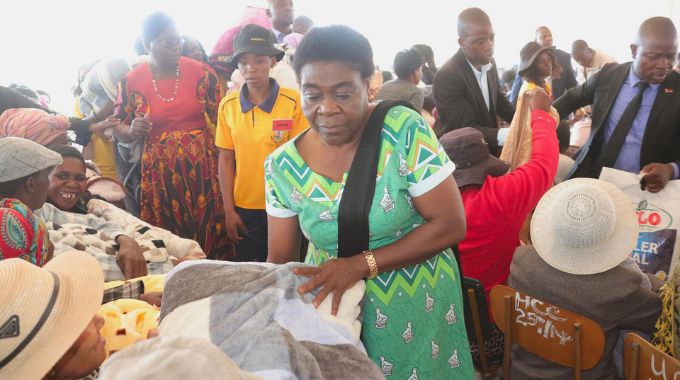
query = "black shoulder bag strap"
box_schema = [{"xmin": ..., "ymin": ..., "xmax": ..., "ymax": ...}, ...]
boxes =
[{"xmin": 337, "ymin": 100, "xmax": 419, "ymax": 258}]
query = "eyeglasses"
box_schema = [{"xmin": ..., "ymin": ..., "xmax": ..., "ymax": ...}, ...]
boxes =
[{"xmin": 156, "ymin": 38, "xmax": 184, "ymax": 49}]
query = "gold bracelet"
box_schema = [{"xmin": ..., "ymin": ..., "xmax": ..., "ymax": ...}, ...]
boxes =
[{"xmin": 363, "ymin": 250, "xmax": 379, "ymax": 279}]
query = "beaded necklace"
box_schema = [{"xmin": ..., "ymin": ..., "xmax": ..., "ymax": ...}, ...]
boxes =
[{"xmin": 150, "ymin": 63, "xmax": 180, "ymax": 102}]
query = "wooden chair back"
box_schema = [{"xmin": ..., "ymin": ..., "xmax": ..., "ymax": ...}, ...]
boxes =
[
  {"xmin": 624, "ymin": 332, "xmax": 680, "ymax": 380},
  {"xmin": 462, "ymin": 277, "xmax": 499, "ymax": 377},
  {"xmin": 490, "ymin": 285, "xmax": 605, "ymax": 380}
]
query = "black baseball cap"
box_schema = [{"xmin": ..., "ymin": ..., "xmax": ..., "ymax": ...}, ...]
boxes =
[{"xmin": 229, "ymin": 24, "xmax": 285, "ymax": 68}]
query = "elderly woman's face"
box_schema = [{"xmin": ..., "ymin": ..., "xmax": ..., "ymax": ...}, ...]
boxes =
[
  {"xmin": 148, "ymin": 25, "xmax": 182, "ymax": 69},
  {"xmin": 19, "ymin": 168, "xmax": 52, "ymax": 211},
  {"xmin": 299, "ymin": 61, "xmax": 371, "ymax": 145},
  {"xmin": 51, "ymin": 315, "xmax": 106, "ymax": 378}
]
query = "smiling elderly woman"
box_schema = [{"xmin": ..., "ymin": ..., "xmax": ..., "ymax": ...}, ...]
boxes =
[{"xmin": 265, "ymin": 25, "xmax": 472, "ymax": 378}]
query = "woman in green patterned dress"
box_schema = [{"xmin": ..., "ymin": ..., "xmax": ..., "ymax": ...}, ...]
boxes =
[{"xmin": 265, "ymin": 26, "xmax": 473, "ymax": 379}]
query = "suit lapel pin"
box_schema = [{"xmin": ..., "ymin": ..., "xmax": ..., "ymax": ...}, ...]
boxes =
[{"xmin": 664, "ymin": 88, "xmax": 673, "ymax": 94}]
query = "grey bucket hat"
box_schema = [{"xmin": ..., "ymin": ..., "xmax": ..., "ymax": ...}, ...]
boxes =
[{"xmin": 0, "ymin": 137, "xmax": 63, "ymax": 183}]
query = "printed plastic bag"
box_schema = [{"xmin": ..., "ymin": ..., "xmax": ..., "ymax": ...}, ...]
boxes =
[{"xmin": 600, "ymin": 167, "xmax": 680, "ymax": 280}]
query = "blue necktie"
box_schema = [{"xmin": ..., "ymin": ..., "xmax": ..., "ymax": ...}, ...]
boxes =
[{"xmin": 600, "ymin": 81, "xmax": 650, "ymax": 169}]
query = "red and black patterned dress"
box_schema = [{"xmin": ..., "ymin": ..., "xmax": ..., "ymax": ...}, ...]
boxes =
[{"xmin": 115, "ymin": 57, "xmax": 231, "ymax": 260}]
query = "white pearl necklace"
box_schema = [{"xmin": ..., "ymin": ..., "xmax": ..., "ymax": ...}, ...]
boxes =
[{"xmin": 150, "ymin": 64, "xmax": 180, "ymax": 102}]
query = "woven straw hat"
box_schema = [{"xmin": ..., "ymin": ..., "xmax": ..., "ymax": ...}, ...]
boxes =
[
  {"xmin": 531, "ymin": 178, "xmax": 638, "ymax": 275},
  {"xmin": 99, "ymin": 336, "xmax": 264, "ymax": 380},
  {"xmin": 0, "ymin": 252, "xmax": 103, "ymax": 379}
]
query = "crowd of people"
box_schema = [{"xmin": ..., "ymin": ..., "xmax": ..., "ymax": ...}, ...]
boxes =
[{"xmin": 1, "ymin": 1, "xmax": 680, "ymax": 379}]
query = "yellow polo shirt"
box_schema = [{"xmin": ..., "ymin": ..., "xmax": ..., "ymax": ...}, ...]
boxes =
[{"xmin": 216, "ymin": 79, "xmax": 308, "ymax": 210}]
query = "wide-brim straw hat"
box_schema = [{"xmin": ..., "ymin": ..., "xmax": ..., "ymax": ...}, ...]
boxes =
[
  {"xmin": 531, "ymin": 178, "xmax": 638, "ymax": 275},
  {"xmin": 99, "ymin": 336, "xmax": 264, "ymax": 380},
  {"xmin": 0, "ymin": 252, "xmax": 104, "ymax": 379}
]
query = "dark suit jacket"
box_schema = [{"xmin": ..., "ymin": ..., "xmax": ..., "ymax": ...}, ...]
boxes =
[
  {"xmin": 433, "ymin": 49, "xmax": 515, "ymax": 153},
  {"xmin": 554, "ymin": 62, "xmax": 680, "ymax": 178},
  {"xmin": 509, "ymin": 48, "xmax": 577, "ymax": 105}
]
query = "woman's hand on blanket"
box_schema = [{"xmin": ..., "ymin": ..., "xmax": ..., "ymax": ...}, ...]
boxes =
[
  {"xmin": 294, "ymin": 255, "xmax": 367, "ymax": 316},
  {"xmin": 115, "ymin": 235, "xmax": 148, "ymax": 279}
]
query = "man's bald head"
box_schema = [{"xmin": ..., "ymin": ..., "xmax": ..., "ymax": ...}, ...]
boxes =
[
  {"xmin": 535, "ymin": 26, "xmax": 551, "ymax": 35},
  {"xmin": 635, "ymin": 17, "xmax": 677, "ymax": 45},
  {"xmin": 535, "ymin": 26, "xmax": 553, "ymax": 48},
  {"xmin": 457, "ymin": 8, "xmax": 495, "ymax": 67},
  {"xmin": 267, "ymin": 0, "xmax": 294, "ymax": 32},
  {"xmin": 572, "ymin": 40, "xmax": 594, "ymax": 67},
  {"xmin": 457, "ymin": 8, "xmax": 491, "ymax": 38},
  {"xmin": 572, "ymin": 40, "xmax": 589, "ymax": 55},
  {"xmin": 632, "ymin": 17, "xmax": 678, "ymax": 83}
]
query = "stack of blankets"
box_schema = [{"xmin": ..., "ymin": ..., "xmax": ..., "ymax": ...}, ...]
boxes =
[{"xmin": 159, "ymin": 261, "xmax": 383, "ymax": 379}]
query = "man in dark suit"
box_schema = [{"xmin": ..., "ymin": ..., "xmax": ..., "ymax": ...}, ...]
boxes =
[
  {"xmin": 433, "ymin": 8, "xmax": 515, "ymax": 155},
  {"xmin": 554, "ymin": 16, "xmax": 680, "ymax": 192},
  {"xmin": 509, "ymin": 26, "xmax": 578, "ymax": 105}
]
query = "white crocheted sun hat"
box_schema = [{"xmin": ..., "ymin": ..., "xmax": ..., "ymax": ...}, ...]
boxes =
[{"xmin": 531, "ymin": 178, "xmax": 638, "ymax": 275}]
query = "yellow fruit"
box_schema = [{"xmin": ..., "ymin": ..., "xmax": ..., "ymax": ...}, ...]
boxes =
[{"xmin": 97, "ymin": 298, "xmax": 160, "ymax": 357}]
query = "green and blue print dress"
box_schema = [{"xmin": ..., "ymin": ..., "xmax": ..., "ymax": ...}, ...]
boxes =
[{"xmin": 265, "ymin": 106, "xmax": 473, "ymax": 379}]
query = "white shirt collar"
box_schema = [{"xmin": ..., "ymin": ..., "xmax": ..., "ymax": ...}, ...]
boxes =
[
  {"xmin": 465, "ymin": 58, "xmax": 492, "ymax": 111},
  {"xmin": 466, "ymin": 59, "xmax": 493, "ymax": 75}
]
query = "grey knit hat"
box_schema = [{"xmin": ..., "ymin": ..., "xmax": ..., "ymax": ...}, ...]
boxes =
[{"xmin": 0, "ymin": 137, "xmax": 63, "ymax": 182}]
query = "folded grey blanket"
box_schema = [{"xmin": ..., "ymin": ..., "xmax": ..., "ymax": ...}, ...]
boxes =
[{"xmin": 159, "ymin": 261, "xmax": 383, "ymax": 380}]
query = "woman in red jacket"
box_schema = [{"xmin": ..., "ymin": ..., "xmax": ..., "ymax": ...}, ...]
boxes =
[{"xmin": 439, "ymin": 89, "xmax": 559, "ymax": 364}]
